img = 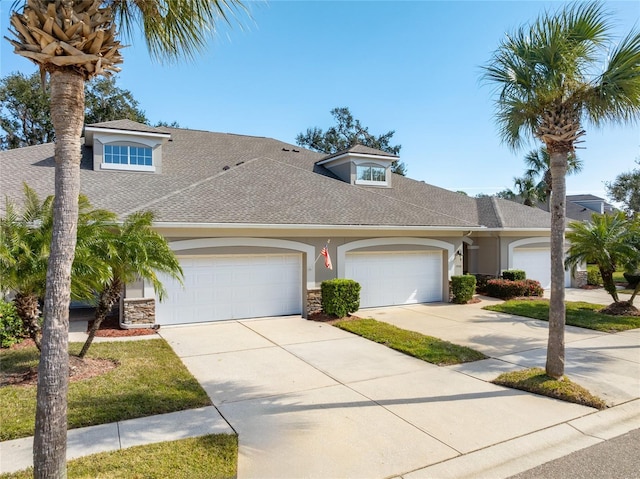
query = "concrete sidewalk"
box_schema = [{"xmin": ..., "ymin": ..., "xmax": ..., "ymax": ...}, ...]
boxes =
[
  {"xmin": 0, "ymin": 407, "xmax": 234, "ymax": 475},
  {"xmin": 2, "ymin": 288, "xmax": 639, "ymax": 478}
]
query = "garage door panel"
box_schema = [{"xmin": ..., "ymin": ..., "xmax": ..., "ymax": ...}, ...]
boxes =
[
  {"xmin": 156, "ymin": 254, "xmax": 302, "ymax": 325},
  {"xmin": 512, "ymin": 248, "xmax": 571, "ymax": 289},
  {"xmin": 346, "ymin": 251, "xmax": 443, "ymax": 308}
]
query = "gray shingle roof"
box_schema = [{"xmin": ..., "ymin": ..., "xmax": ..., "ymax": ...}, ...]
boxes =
[
  {"xmin": 85, "ymin": 119, "xmax": 168, "ymax": 135},
  {"xmin": 318, "ymin": 144, "xmax": 400, "ymax": 163},
  {"xmin": 0, "ymin": 124, "xmax": 552, "ymax": 230}
]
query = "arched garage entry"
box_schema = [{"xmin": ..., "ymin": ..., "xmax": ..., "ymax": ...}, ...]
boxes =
[
  {"xmin": 156, "ymin": 238, "xmax": 315, "ymax": 325},
  {"xmin": 508, "ymin": 238, "xmax": 571, "ymax": 289},
  {"xmin": 337, "ymin": 238, "xmax": 455, "ymax": 308}
]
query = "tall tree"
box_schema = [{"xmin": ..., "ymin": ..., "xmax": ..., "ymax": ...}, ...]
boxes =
[
  {"xmin": 79, "ymin": 211, "xmax": 183, "ymax": 358},
  {"xmin": 606, "ymin": 159, "xmax": 640, "ymax": 216},
  {"xmin": 0, "ymin": 72, "xmax": 148, "ymax": 149},
  {"xmin": 6, "ymin": 1, "xmax": 245, "ymax": 476},
  {"xmin": 523, "ymin": 147, "xmax": 583, "ymax": 208},
  {"xmin": 0, "ymin": 71, "xmax": 53, "ymax": 149},
  {"xmin": 296, "ymin": 106, "xmax": 407, "ymax": 175},
  {"xmin": 483, "ymin": 1, "xmax": 640, "ymax": 379}
]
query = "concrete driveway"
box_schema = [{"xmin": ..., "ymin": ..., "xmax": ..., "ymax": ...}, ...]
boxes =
[{"xmin": 159, "ymin": 289, "xmax": 640, "ymax": 478}]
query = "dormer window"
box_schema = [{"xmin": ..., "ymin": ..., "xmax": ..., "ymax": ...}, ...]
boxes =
[
  {"xmin": 85, "ymin": 120, "xmax": 171, "ymax": 174},
  {"xmin": 315, "ymin": 144, "xmax": 398, "ymax": 188},
  {"xmin": 356, "ymin": 165, "xmax": 386, "ymax": 184},
  {"xmin": 104, "ymin": 144, "xmax": 153, "ymax": 168}
]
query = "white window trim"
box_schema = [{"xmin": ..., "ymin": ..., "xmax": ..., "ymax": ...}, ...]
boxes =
[
  {"xmin": 101, "ymin": 142, "xmax": 155, "ymax": 172},
  {"xmin": 355, "ymin": 164, "xmax": 388, "ymax": 186},
  {"xmin": 101, "ymin": 162, "xmax": 156, "ymax": 172}
]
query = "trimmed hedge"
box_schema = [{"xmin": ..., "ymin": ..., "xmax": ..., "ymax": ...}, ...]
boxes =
[
  {"xmin": 587, "ymin": 266, "xmax": 602, "ymax": 286},
  {"xmin": 502, "ymin": 270, "xmax": 526, "ymax": 281},
  {"xmin": 0, "ymin": 299, "xmax": 24, "ymax": 348},
  {"xmin": 321, "ymin": 279, "xmax": 361, "ymax": 318},
  {"xmin": 473, "ymin": 274, "xmax": 496, "ymax": 293},
  {"xmin": 451, "ymin": 275, "xmax": 476, "ymax": 304},
  {"xmin": 485, "ymin": 279, "xmax": 544, "ymax": 300}
]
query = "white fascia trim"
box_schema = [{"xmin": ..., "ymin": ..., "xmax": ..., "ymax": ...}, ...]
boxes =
[
  {"xmin": 337, "ymin": 237, "xmax": 456, "ymax": 279},
  {"xmin": 167, "ymin": 237, "xmax": 316, "ymax": 289},
  {"xmin": 85, "ymin": 126, "xmax": 171, "ymax": 139},
  {"xmin": 154, "ymin": 222, "xmax": 486, "ymax": 231},
  {"xmin": 316, "ymin": 152, "xmax": 398, "ymax": 166}
]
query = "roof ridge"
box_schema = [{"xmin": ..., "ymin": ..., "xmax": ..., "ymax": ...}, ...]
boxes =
[
  {"xmin": 489, "ymin": 196, "xmax": 506, "ymax": 228},
  {"xmin": 120, "ymin": 157, "xmax": 262, "ymax": 217}
]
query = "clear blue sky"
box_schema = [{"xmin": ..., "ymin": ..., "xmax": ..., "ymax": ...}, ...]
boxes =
[{"xmin": 1, "ymin": 0, "xmax": 639, "ymax": 198}]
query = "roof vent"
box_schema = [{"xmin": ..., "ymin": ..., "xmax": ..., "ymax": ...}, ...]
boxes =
[
  {"xmin": 235, "ymin": 161, "xmax": 244, "ymax": 166},
  {"xmin": 292, "ymin": 149, "xmax": 300, "ymax": 153},
  {"xmin": 282, "ymin": 147, "xmax": 290, "ymax": 152},
  {"xmin": 222, "ymin": 165, "xmax": 230, "ymax": 171}
]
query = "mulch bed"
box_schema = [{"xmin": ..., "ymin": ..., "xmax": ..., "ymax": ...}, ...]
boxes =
[
  {"xmin": 1, "ymin": 354, "xmax": 118, "ymax": 387},
  {"xmin": 599, "ymin": 301, "xmax": 640, "ymax": 316},
  {"xmin": 89, "ymin": 314, "xmax": 157, "ymax": 337}
]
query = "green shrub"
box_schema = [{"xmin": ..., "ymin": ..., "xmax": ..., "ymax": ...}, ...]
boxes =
[
  {"xmin": 502, "ymin": 270, "xmax": 526, "ymax": 281},
  {"xmin": 321, "ymin": 279, "xmax": 361, "ymax": 318},
  {"xmin": 451, "ymin": 275, "xmax": 476, "ymax": 304},
  {"xmin": 473, "ymin": 274, "xmax": 496, "ymax": 293},
  {"xmin": 623, "ymin": 272, "xmax": 640, "ymax": 288},
  {"xmin": 587, "ymin": 266, "xmax": 602, "ymax": 286},
  {"xmin": 485, "ymin": 279, "xmax": 544, "ymax": 300},
  {"xmin": 0, "ymin": 299, "xmax": 24, "ymax": 348}
]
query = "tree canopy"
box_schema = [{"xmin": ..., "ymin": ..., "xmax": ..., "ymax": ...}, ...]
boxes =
[
  {"xmin": 296, "ymin": 107, "xmax": 406, "ymax": 175},
  {"xmin": 0, "ymin": 72, "xmax": 148, "ymax": 149},
  {"xmin": 606, "ymin": 160, "xmax": 640, "ymax": 216}
]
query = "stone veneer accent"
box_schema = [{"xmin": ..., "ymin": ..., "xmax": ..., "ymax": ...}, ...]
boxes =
[
  {"xmin": 306, "ymin": 288, "xmax": 322, "ymax": 318},
  {"xmin": 121, "ymin": 298, "xmax": 156, "ymax": 329},
  {"xmin": 573, "ymin": 270, "xmax": 588, "ymax": 289}
]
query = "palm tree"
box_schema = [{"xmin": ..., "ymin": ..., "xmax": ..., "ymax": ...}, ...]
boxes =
[
  {"xmin": 0, "ymin": 184, "xmax": 115, "ymax": 350},
  {"xmin": 565, "ymin": 212, "xmax": 637, "ymax": 304},
  {"xmin": 483, "ymin": 1, "xmax": 640, "ymax": 379},
  {"xmin": 7, "ymin": 3, "xmax": 245, "ymax": 474},
  {"xmin": 78, "ymin": 211, "xmax": 183, "ymax": 359},
  {"xmin": 523, "ymin": 147, "xmax": 583, "ymax": 208}
]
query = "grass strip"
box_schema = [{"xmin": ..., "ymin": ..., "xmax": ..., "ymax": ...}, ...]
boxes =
[
  {"xmin": 493, "ymin": 368, "xmax": 607, "ymax": 410},
  {"xmin": 0, "ymin": 339, "xmax": 211, "ymax": 441},
  {"xmin": 335, "ymin": 318, "xmax": 486, "ymax": 365},
  {"xmin": 483, "ymin": 300, "xmax": 640, "ymax": 332},
  {"xmin": 0, "ymin": 434, "xmax": 237, "ymax": 479}
]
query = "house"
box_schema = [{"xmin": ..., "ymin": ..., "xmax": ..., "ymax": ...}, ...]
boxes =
[
  {"xmin": 538, "ymin": 194, "xmax": 617, "ymax": 222},
  {"xmin": 0, "ymin": 120, "xmax": 582, "ymax": 326}
]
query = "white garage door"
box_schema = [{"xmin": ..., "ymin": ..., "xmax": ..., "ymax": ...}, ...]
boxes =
[
  {"xmin": 512, "ymin": 248, "xmax": 571, "ymax": 289},
  {"xmin": 345, "ymin": 251, "xmax": 443, "ymax": 308},
  {"xmin": 156, "ymin": 254, "xmax": 302, "ymax": 325}
]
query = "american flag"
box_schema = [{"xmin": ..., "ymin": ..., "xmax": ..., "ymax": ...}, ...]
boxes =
[{"xmin": 321, "ymin": 244, "xmax": 333, "ymax": 270}]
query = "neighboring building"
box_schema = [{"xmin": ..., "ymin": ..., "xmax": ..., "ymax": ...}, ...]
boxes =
[
  {"xmin": 560, "ymin": 194, "xmax": 616, "ymax": 222},
  {"xmin": 0, "ymin": 120, "xmax": 579, "ymax": 326}
]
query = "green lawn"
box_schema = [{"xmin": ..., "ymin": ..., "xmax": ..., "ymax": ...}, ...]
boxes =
[
  {"xmin": 334, "ymin": 318, "xmax": 487, "ymax": 365},
  {"xmin": 493, "ymin": 368, "xmax": 607, "ymax": 410},
  {"xmin": 484, "ymin": 300, "xmax": 640, "ymax": 332},
  {"xmin": 0, "ymin": 339, "xmax": 212, "ymax": 441},
  {"xmin": 0, "ymin": 434, "xmax": 237, "ymax": 479}
]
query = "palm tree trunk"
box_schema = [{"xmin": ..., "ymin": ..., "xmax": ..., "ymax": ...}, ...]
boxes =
[
  {"xmin": 78, "ymin": 279, "xmax": 122, "ymax": 359},
  {"xmin": 34, "ymin": 69, "xmax": 85, "ymax": 479},
  {"xmin": 599, "ymin": 267, "xmax": 619, "ymax": 303},
  {"xmin": 545, "ymin": 150, "xmax": 567, "ymax": 379},
  {"xmin": 13, "ymin": 292, "xmax": 42, "ymax": 350}
]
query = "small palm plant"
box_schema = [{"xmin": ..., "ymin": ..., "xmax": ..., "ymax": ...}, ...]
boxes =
[
  {"xmin": 566, "ymin": 212, "xmax": 638, "ymax": 305},
  {"xmin": 78, "ymin": 211, "xmax": 183, "ymax": 358},
  {"xmin": 0, "ymin": 184, "xmax": 114, "ymax": 349}
]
